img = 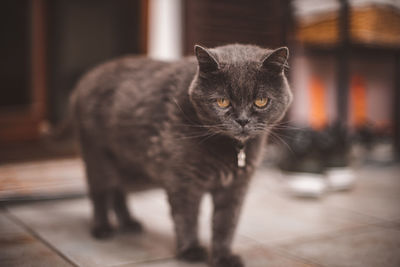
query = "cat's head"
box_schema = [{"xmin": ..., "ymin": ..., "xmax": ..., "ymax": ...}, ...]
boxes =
[{"xmin": 189, "ymin": 44, "xmax": 292, "ymax": 142}]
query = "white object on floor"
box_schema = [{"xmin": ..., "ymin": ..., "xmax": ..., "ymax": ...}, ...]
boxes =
[
  {"xmin": 285, "ymin": 173, "xmax": 327, "ymax": 198},
  {"xmin": 326, "ymin": 167, "xmax": 356, "ymax": 191}
]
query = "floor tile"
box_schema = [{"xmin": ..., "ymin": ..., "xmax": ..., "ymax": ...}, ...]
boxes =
[
  {"xmin": 0, "ymin": 210, "xmax": 24, "ymax": 235},
  {"xmin": 7, "ymin": 189, "xmax": 259, "ymax": 267},
  {"xmin": 120, "ymin": 245, "xmax": 316, "ymax": 267},
  {"xmin": 6, "ymin": 183, "xmax": 301, "ymax": 267},
  {"xmin": 127, "ymin": 189, "xmax": 258, "ymax": 251},
  {"xmin": 281, "ymin": 225, "xmax": 400, "ymax": 267},
  {"xmin": 236, "ymin": 168, "xmax": 381, "ymax": 245},
  {"xmin": 121, "ymin": 259, "xmax": 206, "ymax": 267},
  {"xmin": 0, "ymin": 211, "xmax": 72, "ymax": 267},
  {"xmin": 7, "ymin": 196, "xmax": 174, "ymax": 267},
  {"xmin": 324, "ymin": 165, "xmax": 400, "ymax": 221},
  {"xmin": 239, "ymin": 245, "xmax": 318, "ymax": 267},
  {"xmin": 5, "ymin": 165, "xmax": 400, "ymax": 267}
]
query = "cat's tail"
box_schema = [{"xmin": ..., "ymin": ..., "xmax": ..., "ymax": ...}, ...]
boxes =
[{"xmin": 41, "ymin": 92, "xmax": 77, "ymax": 142}]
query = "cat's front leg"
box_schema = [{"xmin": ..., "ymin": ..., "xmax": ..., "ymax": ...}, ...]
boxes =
[
  {"xmin": 167, "ymin": 188, "xmax": 208, "ymax": 262},
  {"xmin": 211, "ymin": 179, "xmax": 249, "ymax": 267}
]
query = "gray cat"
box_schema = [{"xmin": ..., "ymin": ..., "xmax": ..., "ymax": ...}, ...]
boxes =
[{"xmin": 70, "ymin": 44, "xmax": 292, "ymax": 267}]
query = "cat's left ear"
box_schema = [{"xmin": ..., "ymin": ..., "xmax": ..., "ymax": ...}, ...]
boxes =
[
  {"xmin": 194, "ymin": 45, "xmax": 220, "ymax": 73},
  {"xmin": 261, "ymin": 47, "xmax": 289, "ymax": 73}
]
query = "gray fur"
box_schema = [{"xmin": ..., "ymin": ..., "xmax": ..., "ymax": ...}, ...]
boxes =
[{"xmin": 71, "ymin": 44, "xmax": 292, "ymax": 267}]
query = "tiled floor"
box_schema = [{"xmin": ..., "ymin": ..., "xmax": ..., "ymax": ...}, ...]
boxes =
[{"xmin": 1, "ymin": 161, "xmax": 400, "ymax": 267}]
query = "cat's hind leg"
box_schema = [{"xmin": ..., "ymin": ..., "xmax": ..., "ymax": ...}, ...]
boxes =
[
  {"xmin": 90, "ymin": 190, "xmax": 113, "ymax": 239},
  {"xmin": 112, "ymin": 188, "xmax": 143, "ymax": 233},
  {"xmin": 79, "ymin": 134, "xmax": 116, "ymax": 239}
]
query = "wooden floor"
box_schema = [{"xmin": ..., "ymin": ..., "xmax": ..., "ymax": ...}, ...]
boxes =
[{"xmin": 1, "ymin": 161, "xmax": 400, "ymax": 267}]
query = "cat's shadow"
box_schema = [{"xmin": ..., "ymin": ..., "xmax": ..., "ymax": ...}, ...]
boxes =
[
  {"xmin": 14, "ymin": 199, "xmax": 178, "ymax": 264},
  {"xmin": 63, "ymin": 214, "xmax": 178, "ymax": 265}
]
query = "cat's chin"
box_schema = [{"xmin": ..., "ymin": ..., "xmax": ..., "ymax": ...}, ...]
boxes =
[
  {"xmin": 236, "ymin": 136, "xmax": 249, "ymax": 143},
  {"xmin": 233, "ymin": 133, "xmax": 251, "ymax": 142},
  {"xmin": 218, "ymin": 130, "xmax": 250, "ymax": 142}
]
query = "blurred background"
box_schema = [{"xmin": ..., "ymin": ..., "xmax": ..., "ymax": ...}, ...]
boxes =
[
  {"xmin": 0, "ymin": 0, "xmax": 400, "ymax": 266},
  {"xmin": 1, "ymin": 0, "xmax": 399, "ymax": 192}
]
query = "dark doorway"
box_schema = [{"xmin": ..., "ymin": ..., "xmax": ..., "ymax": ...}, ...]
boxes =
[
  {"xmin": 0, "ymin": 0, "xmax": 31, "ymax": 109},
  {"xmin": 0, "ymin": 0, "xmax": 147, "ymax": 145},
  {"xmin": 183, "ymin": 0, "xmax": 293, "ymax": 55},
  {"xmin": 47, "ymin": 0, "xmax": 143, "ymax": 123}
]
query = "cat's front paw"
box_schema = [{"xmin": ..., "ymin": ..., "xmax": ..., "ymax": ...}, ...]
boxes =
[
  {"xmin": 91, "ymin": 224, "xmax": 114, "ymax": 239},
  {"xmin": 211, "ymin": 254, "xmax": 244, "ymax": 267},
  {"xmin": 177, "ymin": 245, "xmax": 208, "ymax": 262}
]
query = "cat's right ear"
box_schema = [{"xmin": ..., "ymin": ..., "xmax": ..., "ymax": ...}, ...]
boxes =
[
  {"xmin": 194, "ymin": 45, "xmax": 219, "ymax": 73},
  {"xmin": 261, "ymin": 47, "xmax": 289, "ymax": 74}
]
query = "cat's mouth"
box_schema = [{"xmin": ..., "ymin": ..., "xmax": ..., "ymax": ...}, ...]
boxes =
[
  {"xmin": 234, "ymin": 128, "xmax": 251, "ymax": 141},
  {"xmin": 214, "ymin": 124, "xmax": 253, "ymax": 142}
]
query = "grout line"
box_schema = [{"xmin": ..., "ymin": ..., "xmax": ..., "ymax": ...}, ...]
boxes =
[
  {"xmin": 270, "ymin": 245, "xmax": 327, "ymax": 267},
  {"xmin": 326, "ymin": 204, "xmax": 400, "ymax": 226},
  {"xmin": 242, "ymin": 223, "xmax": 377, "ymax": 248},
  {"xmin": 108, "ymin": 256, "xmax": 176, "ymax": 267},
  {"xmin": 236, "ymin": 234, "xmax": 325, "ymax": 267},
  {"xmin": 237, "ymin": 205, "xmax": 400, "ymax": 249},
  {"xmin": 238, "ymin": 219, "xmax": 400, "ymax": 267},
  {"xmin": 4, "ymin": 208, "xmax": 80, "ymax": 267}
]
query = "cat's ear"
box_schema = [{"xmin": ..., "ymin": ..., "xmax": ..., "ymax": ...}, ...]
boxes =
[
  {"xmin": 261, "ymin": 47, "xmax": 289, "ymax": 73},
  {"xmin": 194, "ymin": 45, "xmax": 219, "ymax": 73}
]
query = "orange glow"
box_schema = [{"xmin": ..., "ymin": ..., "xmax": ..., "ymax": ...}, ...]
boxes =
[
  {"xmin": 350, "ymin": 75, "xmax": 367, "ymax": 127},
  {"xmin": 309, "ymin": 76, "xmax": 327, "ymax": 130}
]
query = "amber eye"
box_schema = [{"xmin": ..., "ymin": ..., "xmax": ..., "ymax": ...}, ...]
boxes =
[
  {"xmin": 217, "ymin": 98, "xmax": 230, "ymax": 108},
  {"xmin": 254, "ymin": 97, "xmax": 269, "ymax": 108}
]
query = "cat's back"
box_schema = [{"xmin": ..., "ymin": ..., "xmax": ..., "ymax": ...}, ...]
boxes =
[
  {"xmin": 71, "ymin": 56, "xmax": 163, "ymax": 132},
  {"xmin": 71, "ymin": 55, "xmax": 197, "ymax": 139},
  {"xmin": 73, "ymin": 56, "xmax": 169, "ymax": 102},
  {"xmin": 72, "ymin": 55, "xmax": 197, "ymax": 108}
]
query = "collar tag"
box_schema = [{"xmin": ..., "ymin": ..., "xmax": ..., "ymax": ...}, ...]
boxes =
[{"xmin": 237, "ymin": 148, "xmax": 246, "ymax": 168}]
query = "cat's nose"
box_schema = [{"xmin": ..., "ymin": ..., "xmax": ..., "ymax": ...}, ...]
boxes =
[{"xmin": 236, "ymin": 118, "xmax": 250, "ymax": 127}]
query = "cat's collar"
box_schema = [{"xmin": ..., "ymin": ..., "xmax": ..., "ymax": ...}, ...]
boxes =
[{"xmin": 235, "ymin": 142, "xmax": 246, "ymax": 168}]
